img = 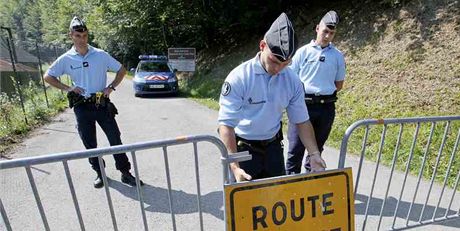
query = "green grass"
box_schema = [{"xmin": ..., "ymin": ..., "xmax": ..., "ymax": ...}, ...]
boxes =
[{"xmin": 0, "ymin": 77, "xmax": 68, "ymax": 156}]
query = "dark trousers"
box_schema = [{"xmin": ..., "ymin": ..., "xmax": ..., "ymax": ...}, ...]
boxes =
[
  {"xmin": 74, "ymin": 103, "xmax": 131, "ymax": 174},
  {"xmin": 236, "ymin": 136, "xmax": 285, "ymax": 180},
  {"xmin": 286, "ymin": 103, "xmax": 335, "ymax": 174}
]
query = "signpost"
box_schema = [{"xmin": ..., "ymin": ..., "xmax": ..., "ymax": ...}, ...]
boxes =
[
  {"xmin": 168, "ymin": 48, "xmax": 196, "ymax": 72},
  {"xmin": 224, "ymin": 168, "xmax": 354, "ymax": 231}
]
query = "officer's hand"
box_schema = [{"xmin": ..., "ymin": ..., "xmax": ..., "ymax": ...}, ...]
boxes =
[
  {"xmin": 232, "ymin": 167, "xmax": 252, "ymax": 182},
  {"xmin": 309, "ymin": 153, "xmax": 327, "ymax": 172},
  {"xmin": 103, "ymin": 87, "xmax": 113, "ymax": 97},
  {"xmin": 68, "ymin": 86, "xmax": 84, "ymax": 95}
]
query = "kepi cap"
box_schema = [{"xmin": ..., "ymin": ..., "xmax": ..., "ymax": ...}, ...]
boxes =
[
  {"xmin": 320, "ymin": 11, "xmax": 339, "ymax": 28},
  {"xmin": 69, "ymin": 16, "xmax": 87, "ymax": 32},
  {"xmin": 264, "ymin": 13, "xmax": 295, "ymax": 62}
]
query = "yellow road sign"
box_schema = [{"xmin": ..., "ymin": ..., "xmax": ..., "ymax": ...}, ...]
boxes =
[{"xmin": 224, "ymin": 168, "xmax": 354, "ymax": 231}]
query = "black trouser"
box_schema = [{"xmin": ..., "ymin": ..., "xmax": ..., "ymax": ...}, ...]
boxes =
[
  {"xmin": 74, "ymin": 103, "xmax": 131, "ymax": 174},
  {"xmin": 286, "ymin": 102, "xmax": 335, "ymax": 174},
  {"xmin": 236, "ymin": 132, "xmax": 284, "ymax": 180}
]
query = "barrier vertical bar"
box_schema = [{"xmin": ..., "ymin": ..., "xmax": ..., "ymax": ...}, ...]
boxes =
[
  {"xmin": 390, "ymin": 122, "xmax": 421, "ymax": 228},
  {"xmin": 25, "ymin": 166, "xmax": 50, "ymax": 231},
  {"xmin": 354, "ymin": 125, "xmax": 370, "ymax": 195},
  {"xmin": 378, "ymin": 124, "xmax": 404, "ymax": 229},
  {"xmin": 193, "ymin": 142, "xmax": 204, "ymax": 231},
  {"xmin": 402, "ymin": 122, "xmax": 433, "ymax": 227},
  {"xmin": 63, "ymin": 161, "xmax": 85, "ymax": 231},
  {"xmin": 433, "ymin": 128, "xmax": 460, "ymax": 220},
  {"xmin": 99, "ymin": 157, "xmax": 118, "ymax": 231},
  {"xmin": 418, "ymin": 122, "xmax": 450, "ymax": 223},
  {"xmin": 362, "ymin": 124, "xmax": 387, "ymax": 230},
  {"xmin": 162, "ymin": 146, "xmax": 176, "ymax": 231},
  {"xmin": 131, "ymin": 151, "xmax": 148, "ymax": 231},
  {"xmin": 0, "ymin": 197, "xmax": 12, "ymax": 231},
  {"xmin": 446, "ymin": 168, "xmax": 460, "ymax": 217}
]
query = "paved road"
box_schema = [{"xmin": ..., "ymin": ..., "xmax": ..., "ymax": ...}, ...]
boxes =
[
  {"xmin": 1, "ymin": 77, "xmax": 225, "ymax": 231},
  {"xmin": 1, "ymin": 76, "xmax": 459, "ymax": 230}
]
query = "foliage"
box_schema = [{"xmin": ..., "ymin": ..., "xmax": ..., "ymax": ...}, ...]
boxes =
[
  {"xmin": 1, "ymin": 0, "xmax": 412, "ymax": 67},
  {"xmin": 0, "ymin": 80, "xmax": 67, "ymax": 155}
]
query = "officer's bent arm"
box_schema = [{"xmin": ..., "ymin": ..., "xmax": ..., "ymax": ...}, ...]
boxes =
[
  {"xmin": 109, "ymin": 66, "xmax": 127, "ymax": 89},
  {"xmin": 295, "ymin": 121, "xmax": 320, "ymax": 155},
  {"xmin": 335, "ymin": 80, "xmax": 344, "ymax": 92},
  {"xmin": 44, "ymin": 74, "xmax": 72, "ymax": 92},
  {"xmin": 218, "ymin": 125, "xmax": 240, "ymax": 171}
]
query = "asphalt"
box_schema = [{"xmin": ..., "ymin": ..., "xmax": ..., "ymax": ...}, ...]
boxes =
[{"xmin": 0, "ymin": 76, "xmax": 458, "ymax": 230}]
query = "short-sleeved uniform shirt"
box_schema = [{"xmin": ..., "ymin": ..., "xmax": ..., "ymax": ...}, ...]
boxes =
[
  {"xmin": 46, "ymin": 45, "xmax": 121, "ymax": 98},
  {"xmin": 218, "ymin": 53, "xmax": 309, "ymax": 140},
  {"xmin": 289, "ymin": 41, "xmax": 345, "ymax": 95}
]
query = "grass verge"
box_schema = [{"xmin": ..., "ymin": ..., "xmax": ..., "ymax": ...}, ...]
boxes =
[{"xmin": 0, "ymin": 78, "xmax": 68, "ymax": 157}]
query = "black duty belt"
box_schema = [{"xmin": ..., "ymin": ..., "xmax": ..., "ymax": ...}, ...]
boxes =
[
  {"xmin": 236, "ymin": 133, "xmax": 281, "ymax": 147},
  {"xmin": 68, "ymin": 91, "xmax": 110, "ymax": 108},
  {"xmin": 305, "ymin": 92, "xmax": 337, "ymax": 104}
]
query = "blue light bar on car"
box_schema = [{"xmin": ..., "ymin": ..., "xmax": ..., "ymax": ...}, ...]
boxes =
[{"xmin": 138, "ymin": 55, "xmax": 168, "ymax": 60}]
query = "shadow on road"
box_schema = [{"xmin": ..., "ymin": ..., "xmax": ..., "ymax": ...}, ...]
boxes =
[
  {"xmin": 355, "ymin": 193, "xmax": 460, "ymax": 228},
  {"xmin": 108, "ymin": 179, "xmax": 224, "ymax": 220}
]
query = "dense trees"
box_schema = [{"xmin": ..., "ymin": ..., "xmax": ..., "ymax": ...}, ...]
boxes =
[{"xmin": 0, "ymin": 0, "xmax": 406, "ymax": 66}]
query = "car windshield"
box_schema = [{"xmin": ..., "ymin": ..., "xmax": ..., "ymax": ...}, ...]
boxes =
[{"xmin": 138, "ymin": 62, "xmax": 170, "ymax": 72}]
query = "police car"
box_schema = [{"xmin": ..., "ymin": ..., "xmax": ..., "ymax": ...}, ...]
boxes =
[{"xmin": 132, "ymin": 55, "xmax": 179, "ymax": 96}]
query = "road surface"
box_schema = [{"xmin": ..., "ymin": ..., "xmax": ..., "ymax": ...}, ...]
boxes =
[{"xmin": 1, "ymin": 76, "xmax": 459, "ymax": 230}]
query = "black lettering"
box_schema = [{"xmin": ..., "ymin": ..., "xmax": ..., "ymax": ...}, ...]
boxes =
[
  {"xmin": 290, "ymin": 198, "xmax": 305, "ymax": 221},
  {"xmin": 272, "ymin": 202, "xmax": 287, "ymax": 225},
  {"xmin": 252, "ymin": 206, "xmax": 268, "ymax": 230},
  {"xmin": 330, "ymin": 228, "xmax": 341, "ymax": 231},
  {"xmin": 307, "ymin": 195, "xmax": 320, "ymax": 218},
  {"xmin": 322, "ymin": 192, "xmax": 334, "ymax": 215}
]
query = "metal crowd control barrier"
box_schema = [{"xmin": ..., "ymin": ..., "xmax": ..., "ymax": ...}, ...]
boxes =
[
  {"xmin": 0, "ymin": 135, "xmax": 237, "ymax": 231},
  {"xmin": 339, "ymin": 115, "xmax": 460, "ymax": 230}
]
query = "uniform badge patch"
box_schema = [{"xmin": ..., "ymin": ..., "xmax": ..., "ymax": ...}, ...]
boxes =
[{"xmin": 221, "ymin": 82, "xmax": 231, "ymax": 96}]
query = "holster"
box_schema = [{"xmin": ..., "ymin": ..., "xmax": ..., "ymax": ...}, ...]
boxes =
[
  {"xmin": 67, "ymin": 91, "xmax": 85, "ymax": 108},
  {"xmin": 107, "ymin": 102, "xmax": 118, "ymax": 117}
]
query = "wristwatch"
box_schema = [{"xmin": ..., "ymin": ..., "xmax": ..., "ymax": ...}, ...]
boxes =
[{"xmin": 108, "ymin": 84, "xmax": 116, "ymax": 91}]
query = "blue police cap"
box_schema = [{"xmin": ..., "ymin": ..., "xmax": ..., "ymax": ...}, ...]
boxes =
[
  {"xmin": 320, "ymin": 11, "xmax": 339, "ymax": 28},
  {"xmin": 69, "ymin": 16, "xmax": 87, "ymax": 32},
  {"xmin": 264, "ymin": 13, "xmax": 295, "ymax": 62}
]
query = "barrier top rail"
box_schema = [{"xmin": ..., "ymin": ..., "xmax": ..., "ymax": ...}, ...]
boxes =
[{"xmin": 0, "ymin": 134, "xmax": 228, "ymax": 170}]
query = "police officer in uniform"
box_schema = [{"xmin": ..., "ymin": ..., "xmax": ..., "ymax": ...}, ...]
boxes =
[
  {"xmin": 286, "ymin": 11, "xmax": 346, "ymax": 174},
  {"xmin": 44, "ymin": 17, "xmax": 143, "ymax": 188},
  {"xmin": 218, "ymin": 13, "xmax": 326, "ymax": 182}
]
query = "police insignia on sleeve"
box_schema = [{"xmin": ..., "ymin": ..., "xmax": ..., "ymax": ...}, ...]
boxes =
[{"xmin": 221, "ymin": 82, "xmax": 231, "ymax": 96}]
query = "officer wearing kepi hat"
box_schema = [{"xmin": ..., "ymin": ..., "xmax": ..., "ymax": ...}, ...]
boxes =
[
  {"xmin": 286, "ymin": 10, "xmax": 346, "ymax": 175},
  {"xmin": 218, "ymin": 13, "xmax": 324, "ymax": 182},
  {"xmin": 45, "ymin": 16, "xmax": 143, "ymax": 188}
]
